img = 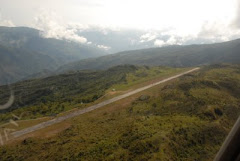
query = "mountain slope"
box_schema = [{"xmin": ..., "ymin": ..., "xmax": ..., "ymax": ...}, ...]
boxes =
[
  {"xmin": 58, "ymin": 39, "xmax": 240, "ymax": 72},
  {"xmin": 0, "ymin": 26, "xmax": 106, "ymax": 84},
  {"xmin": 0, "ymin": 65, "xmax": 183, "ymax": 122},
  {"xmin": 1, "ymin": 64, "xmax": 240, "ymax": 160},
  {"xmin": 0, "ymin": 27, "xmax": 106, "ymax": 61},
  {"xmin": 0, "ymin": 44, "xmax": 57, "ymax": 84}
]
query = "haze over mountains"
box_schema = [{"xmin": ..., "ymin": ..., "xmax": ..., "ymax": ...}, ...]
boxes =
[
  {"xmin": 0, "ymin": 26, "xmax": 240, "ymax": 85},
  {"xmin": 59, "ymin": 38, "xmax": 240, "ymax": 72},
  {"xmin": 0, "ymin": 26, "xmax": 107, "ymax": 84},
  {"xmin": 1, "ymin": 0, "xmax": 240, "ymax": 160}
]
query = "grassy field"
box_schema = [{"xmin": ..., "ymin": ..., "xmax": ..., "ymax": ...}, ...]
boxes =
[{"xmin": 0, "ymin": 64, "xmax": 240, "ymax": 161}]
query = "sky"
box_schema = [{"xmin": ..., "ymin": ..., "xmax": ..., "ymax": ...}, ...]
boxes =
[{"xmin": 0, "ymin": 0, "xmax": 240, "ymax": 47}]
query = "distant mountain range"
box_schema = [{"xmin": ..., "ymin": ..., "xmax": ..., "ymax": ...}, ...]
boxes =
[
  {"xmin": 58, "ymin": 38, "xmax": 240, "ymax": 72},
  {"xmin": 1, "ymin": 26, "xmax": 240, "ymax": 85},
  {"xmin": 77, "ymin": 27, "xmax": 225, "ymax": 53},
  {"xmin": 0, "ymin": 26, "xmax": 106, "ymax": 84}
]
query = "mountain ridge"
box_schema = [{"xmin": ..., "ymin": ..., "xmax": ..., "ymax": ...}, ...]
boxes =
[
  {"xmin": 57, "ymin": 38, "xmax": 240, "ymax": 73},
  {"xmin": 0, "ymin": 26, "xmax": 107, "ymax": 85}
]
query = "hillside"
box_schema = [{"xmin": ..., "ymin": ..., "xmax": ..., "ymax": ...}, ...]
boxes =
[
  {"xmin": 0, "ymin": 27, "xmax": 106, "ymax": 85},
  {"xmin": 0, "ymin": 44, "xmax": 57, "ymax": 84},
  {"xmin": 0, "ymin": 65, "xmax": 182, "ymax": 123},
  {"xmin": 0, "ymin": 64, "xmax": 240, "ymax": 160},
  {"xmin": 58, "ymin": 39, "xmax": 240, "ymax": 73}
]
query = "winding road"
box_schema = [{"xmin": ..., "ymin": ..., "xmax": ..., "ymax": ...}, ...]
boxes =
[{"xmin": 11, "ymin": 67, "xmax": 200, "ymax": 138}]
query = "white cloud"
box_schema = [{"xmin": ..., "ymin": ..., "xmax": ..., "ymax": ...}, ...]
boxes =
[
  {"xmin": 154, "ymin": 36, "xmax": 183, "ymax": 47},
  {"xmin": 232, "ymin": 0, "xmax": 240, "ymax": 29},
  {"xmin": 97, "ymin": 44, "xmax": 111, "ymax": 50},
  {"xmin": 154, "ymin": 39, "xmax": 165, "ymax": 47},
  {"xmin": 0, "ymin": 0, "xmax": 237, "ymax": 39},
  {"xmin": 166, "ymin": 36, "xmax": 179, "ymax": 45},
  {"xmin": 152, "ymin": 12, "xmax": 240, "ymax": 47},
  {"xmin": 33, "ymin": 10, "xmax": 87, "ymax": 44},
  {"xmin": 33, "ymin": 8, "xmax": 240, "ymax": 48},
  {"xmin": 198, "ymin": 21, "xmax": 240, "ymax": 42},
  {"xmin": 140, "ymin": 32, "xmax": 158, "ymax": 42},
  {"xmin": 0, "ymin": 13, "xmax": 15, "ymax": 27},
  {"xmin": 67, "ymin": 22, "xmax": 89, "ymax": 31}
]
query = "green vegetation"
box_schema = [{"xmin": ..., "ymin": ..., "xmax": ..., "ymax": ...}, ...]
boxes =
[
  {"xmin": 0, "ymin": 26, "xmax": 106, "ymax": 85},
  {"xmin": 0, "ymin": 65, "xmax": 182, "ymax": 123},
  {"xmin": 0, "ymin": 64, "xmax": 239, "ymax": 161},
  {"xmin": 58, "ymin": 38, "xmax": 240, "ymax": 73},
  {"xmin": 0, "ymin": 65, "xmax": 136, "ymax": 122},
  {"xmin": 111, "ymin": 66, "xmax": 184, "ymax": 90}
]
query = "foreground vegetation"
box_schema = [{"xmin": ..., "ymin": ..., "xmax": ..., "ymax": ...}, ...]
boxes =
[
  {"xmin": 0, "ymin": 65, "xmax": 183, "ymax": 123},
  {"xmin": 0, "ymin": 64, "xmax": 239, "ymax": 160}
]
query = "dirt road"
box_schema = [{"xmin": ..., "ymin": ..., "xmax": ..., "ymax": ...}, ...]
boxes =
[{"xmin": 11, "ymin": 68, "xmax": 200, "ymax": 138}]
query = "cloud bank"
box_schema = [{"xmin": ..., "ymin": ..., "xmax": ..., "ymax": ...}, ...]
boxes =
[
  {"xmin": 154, "ymin": 39, "xmax": 165, "ymax": 47},
  {"xmin": 1, "ymin": 1, "xmax": 240, "ymax": 51},
  {"xmin": 0, "ymin": 13, "xmax": 15, "ymax": 27},
  {"xmin": 140, "ymin": 32, "xmax": 158, "ymax": 42},
  {"xmin": 232, "ymin": 0, "xmax": 240, "ymax": 29},
  {"xmin": 154, "ymin": 36, "xmax": 182, "ymax": 47},
  {"xmin": 33, "ymin": 10, "xmax": 87, "ymax": 44},
  {"xmin": 32, "ymin": 10, "xmax": 115, "ymax": 51},
  {"xmin": 97, "ymin": 45, "xmax": 111, "ymax": 50}
]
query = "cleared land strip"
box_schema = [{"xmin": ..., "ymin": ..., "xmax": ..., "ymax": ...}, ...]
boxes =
[{"xmin": 11, "ymin": 67, "xmax": 200, "ymax": 138}]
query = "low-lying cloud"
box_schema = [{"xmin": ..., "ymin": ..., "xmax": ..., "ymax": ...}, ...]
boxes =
[
  {"xmin": 33, "ymin": 10, "xmax": 87, "ymax": 44},
  {"xmin": 232, "ymin": 0, "xmax": 240, "ymax": 29},
  {"xmin": 154, "ymin": 39, "xmax": 165, "ymax": 47},
  {"xmin": 198, "ymin": 22, "xmax": 231, "ymax": 42},
  {"xmin": 140, "ymin": 32, "xmax": 158, "ymax": 42},
  {"xmin": 154, "ymin": 36, "xmax": 182, "ymax": 47},
  {"xmin": 1, "ymin": 6, "xmax": 240, "ymax": 51},
  {"xmin": 97, "ymin": 44, "xmax": 111, "ymax": 50},
  {"xmin": 0, "ymin": 13, "xmax": 15, "ymax": 27}
]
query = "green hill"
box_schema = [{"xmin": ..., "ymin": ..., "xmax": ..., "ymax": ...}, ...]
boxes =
[
  {"xmin": 0, "ymin": 65, "xmax": 181, "ymax": 122},
  {"xmin": 0, "ymin": 65, "xmax": 136, "ymax": 118},
  {"xmin": 0, "ymin": 27, "xmax": 106, "ymax": 85},
  {"xmin": 58, "ymin": 39, "xmax": 240, "ymax": 73},
  {"xmin": 0, "ymin": 64, "xmax": 240, "ymax": 161}
]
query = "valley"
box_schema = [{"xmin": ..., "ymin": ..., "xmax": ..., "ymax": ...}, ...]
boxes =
[
  {"xmin": 1, "ymin": 1, "xmax": 240, "ymax": 160},
  {"xmin": 0, "ymin": 64, "xmax": 240, "ymax": 161}
]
